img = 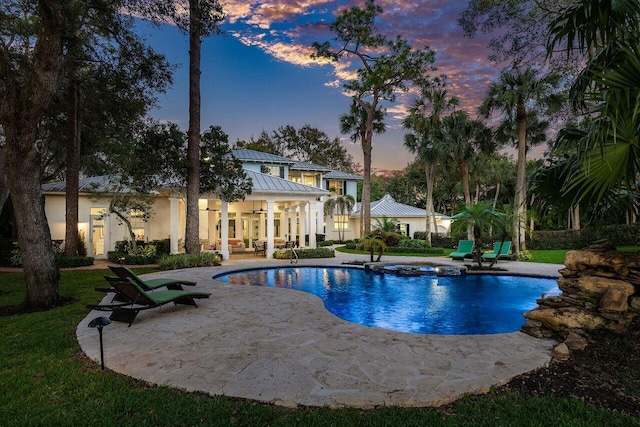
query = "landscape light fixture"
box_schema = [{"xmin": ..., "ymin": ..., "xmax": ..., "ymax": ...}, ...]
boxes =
[{"xmin": 88, "ymin": 316, "xmax": 111, "ymax": 370}]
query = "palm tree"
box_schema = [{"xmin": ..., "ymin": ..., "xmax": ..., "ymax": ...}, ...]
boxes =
[
  {"xmin": 372, "ymin": 216, "xmax": 399, "ymax": 233},
  {"xmin": 441, "ymin": 111, "xmax": 494, "ymax": 206},
  {"xmin": 403, "ymin": 87, "xmax": 458, "ymax": 245},
  {"xmin": 451, "ymin": 201, "xmax": 506, "ymax": 269},
  {"xmin": 323, "ymin": 194, "xmax": 356, "ymax": 242},
  {"xmin": 357, "ymin": 230, "xmax": 388, "ymax": 262},
  {"xmin": 479, "ymin": 66, "xmax": 562, "ymax": 258},
  {"xmin": 340, "ymin": 100, "xmax": 386, "ymax": 237},
  {"xmin": 545, "ymin": 1, "xmax": 640, "ymax": 208}
]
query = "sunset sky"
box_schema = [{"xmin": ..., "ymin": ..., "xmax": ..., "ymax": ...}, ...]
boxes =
[{"xmin": 139, "ymin": 1, "xmax": 501, "ymax": 171}]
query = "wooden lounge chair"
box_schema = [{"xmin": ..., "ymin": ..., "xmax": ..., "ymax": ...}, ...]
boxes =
[
  {"xmin": 482, "ymin": 241, "xmax": 512, "ymax": 261},
  {"xmin": 87, "ymin": 278, "xmax": 210, "ymax": 327},
  {"xmin": 449, "ymin": 240, "xmax": 475, "ymax": 260},
  {"xmin": 109, "ymin": 266, "xmax": 197, "ymax": 291}
]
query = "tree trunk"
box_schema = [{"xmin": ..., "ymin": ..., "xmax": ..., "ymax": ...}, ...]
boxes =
[
  {"xmin": 361, "ymin": 131, "xmax": 372, "ymax": 235},
  {"xmin": 572, "ymin": 205, "xmax": 580, "ymax": 230},
  {"xmin": 514, "ymin": 104, "xmax": 528, "ymax": 257},
  {"xmin": 424, "ymin": 162, "xmax": 435, "ymax": 246},
  {"xmin": 0, "ymin": 0, "xmax": 65, "ymax": 309},
  {"xmin": 459, "ymin": 160, "xmax": 473, "ymax": 240},
  {"xmin": 6, "ymin": 125, "xmax": 60, "ymax": 308},
  {"xmin": 64, "ymin": 75, "xmax": 81, "ymax": 256},
  {"xmin": 0, "ymin": 148, "xmax": 9, "ymax": 213},
  {"xmin": 185, "ymin": 3, "xmax": 202, "ymax": 254}
]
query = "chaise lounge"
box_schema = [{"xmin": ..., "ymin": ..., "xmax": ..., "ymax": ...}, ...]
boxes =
[
  {"xmin": 449, "ymin": 240, "xmax": 475, "ymax": 260},
  {"xmin": 482, "ymin": 241, "xmax": 512, "ymax": 261},
  {"xmin": 109, "ymin": 266, "xmax": 197, "ymax": 291},
  {"xmin": 88, "ymin": 278, "xmax": 210, "ymax": 327}
]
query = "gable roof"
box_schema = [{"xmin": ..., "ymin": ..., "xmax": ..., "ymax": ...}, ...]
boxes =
[{"xmin": 352, "ymin": 194, "xmax": 450, "ymax": 218}]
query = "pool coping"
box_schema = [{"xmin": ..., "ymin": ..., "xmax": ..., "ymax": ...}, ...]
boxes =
[{"xmin": 77, "ymin": 255, "xmax": 562, "ymax": 408}]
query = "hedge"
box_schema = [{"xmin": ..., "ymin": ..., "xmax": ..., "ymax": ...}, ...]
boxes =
[
  {"xmin": 157, "ymin": 252, "xmax": 221, "ymax": 270},
  {"xmin": 273, "ymin": 247, "xmax": 335, "ymax": 259},
  {"xmin": 385, "ymin": 247, "xmax": 444, "ymax": 254},
  {"xmin": 107, "ymin": 251, "xmax": 157, "ymax": 265}
]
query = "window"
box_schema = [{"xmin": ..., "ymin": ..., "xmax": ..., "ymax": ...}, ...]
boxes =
[
  {"xmin": 334, "ymin": 214, "xmax": 348, "ymax": 230},
  {"xmin": 260, "ymin": 165, "xmax": 285, "ymax": 178},
  {"xmin": 327, "ymin": 180, "xmax": 346, "ymax": 195},
  {"xmin": 397, "ymin": 223, "xmax": 410, "ymax": 237},
  {"xmin": 304, "ymin": 175, "xmax": 317, "ymax": 187},
  {"xmin": 130, "ymin": 210, "xmax": 147, "ymax": 241}
]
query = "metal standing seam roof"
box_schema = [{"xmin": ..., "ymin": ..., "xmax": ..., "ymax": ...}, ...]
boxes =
[
  {"xmin": 244, "ymin": 169, "xmax": 329, "ymax": 196},
  {"xmin": 231, "ymin": 149, "xmax": 296, "ymax": 165},
  {"xmin": 291, "ymin": 161, "xmax": 330, "ymax": 172},
  {"xmin": 41, "ymin": 175, "xmax": 137, "ymax": 194},
  {"xmin": 324, "ymin": 170, "xmax": 364, "ymax": 180},
  {"xmin": 352, "ymin": 194, "xmax": 450, "ymax": 219}
]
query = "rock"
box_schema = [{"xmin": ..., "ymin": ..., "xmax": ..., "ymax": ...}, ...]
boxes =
[
  {"xmin": 599, "ymin": 286, "xmax": 634, "ymax": 312},
  {"xmin": 524, "ymin": 307, "xmax": 607, "ymax": 331},
  {"xmin": 630, "ymin": 297, "xmax": 640, "ymax": 312},
  {"xmin": 564, "ymin": 331, "xmax": 588, "ymax": 351},
  {"xmin": 552, "ymin": 342, "xmax": 570, "ymax": 360},
  {"xmin": 559, "ymin": 276, "xmax": 634, "ymax": 299}
]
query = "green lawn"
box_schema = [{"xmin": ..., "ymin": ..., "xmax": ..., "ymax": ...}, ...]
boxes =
[
  {"xmin": 0, "ymin": 268, "xmax": 636, "ymax": 426},
  {"xmin": 337, "ymin": 247, "xmax": 640, "ymax": 265}
]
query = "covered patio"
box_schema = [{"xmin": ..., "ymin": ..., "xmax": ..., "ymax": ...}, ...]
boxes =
[{"xmin": 167, "ymin": 170, "xmax": 330, "ymax": 259}]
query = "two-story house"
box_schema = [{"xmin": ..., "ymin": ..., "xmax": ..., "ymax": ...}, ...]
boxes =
[{"xmin": 42, "ymin": 149, "xmax": 363, "ymax": 259}]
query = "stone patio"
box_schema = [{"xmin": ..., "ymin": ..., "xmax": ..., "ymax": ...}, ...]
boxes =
[{"xmin": 77, "ymin": 253, "xmax": 562, "ymax": 408}]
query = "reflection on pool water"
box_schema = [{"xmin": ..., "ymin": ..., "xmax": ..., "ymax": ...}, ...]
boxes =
[{"xmin": 213, "ymin": 266, "xmax": 560, "ymax": 335}]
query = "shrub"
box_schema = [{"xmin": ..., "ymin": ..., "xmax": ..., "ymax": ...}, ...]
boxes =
[
  {"xmin": 157, "ymin": 252, "xmax": 222, "ymax": 270},
  {"xmin": 317, "ymin": 240, "xmax": 334, "ymax": 247},
  {"xmin": 397, "ymin": 239, "xmax": 430, "ymax": 249},
  {"xmin": 107, "ymin": 251, "xmax": 157, "ymax": 265},
  {"xmin": 273, "ymin": 247, "xmax": 335, "ymax": 259},
  {"xmin": 344, "ymin": 241, "xmax": 357, "ymax": 249},
  {"xmin": 386, "ymin": 247, "xmax": 444, "ymax": 255}
]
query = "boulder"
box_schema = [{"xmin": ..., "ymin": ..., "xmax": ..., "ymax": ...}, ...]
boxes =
[
  {"xmin": 599, "ymin": 285, "xmax": 634, "ymax": 312},
  {"xmin": 552, "ymin": 342, "xmax": 570, "ymax": 360},
  {"xmin": 564, "ymin": 331, "xmax": 588, "ymax": 351},
  {"xmin": 524, "ymin": 307, "xmax": 607, "ymax": 331}
]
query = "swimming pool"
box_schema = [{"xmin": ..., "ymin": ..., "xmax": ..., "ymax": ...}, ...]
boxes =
[{"xmin": 213, "ymin": 266, "xmax": 560, "ymax": 335}]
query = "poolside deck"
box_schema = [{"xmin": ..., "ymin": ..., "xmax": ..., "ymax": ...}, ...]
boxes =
[{"xmin": 77, "ymin": 252, "xmax": 562, "ymax": 408}]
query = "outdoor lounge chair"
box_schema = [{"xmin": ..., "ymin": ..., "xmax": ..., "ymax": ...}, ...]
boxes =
[
  {"xmin": 108, "ymin": 266, "xmax": 197, "ymax": 291},
  {"xmin": 482, "ymin": 241, "xmax": 512, "ymax": 261},
  {"xmin": 87, "ymin": 278, "xmax": 210, "ymax": 326},
  {"xmin": 449, "ymin": 240, "xmax": 475, "ymax": 260}
]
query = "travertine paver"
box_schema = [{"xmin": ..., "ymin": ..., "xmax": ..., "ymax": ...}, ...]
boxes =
[{"xmin": 77, "ymin": 254, "xmax": 561, "ymax": 408}]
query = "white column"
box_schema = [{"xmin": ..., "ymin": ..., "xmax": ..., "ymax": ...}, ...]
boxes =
[
  {"xmin": 220, "ymin": 201, "xmax": 229, "ymax": 260},
  {"xmin": 266, "ymin": 200, "xmax": 275, "ymax": 259},
  {"xmin": 290, "ymin": 207, "xmax": 297, "ymax": 244},
  {"xmin": 169, "ymin": 197, "xmax": 180, "ymax": 254},
  {"xmin": 309, "ymin": 202, "xmax": 317, "ymax": 248},
  {"xmin": 316, "ymin": 201, "xmax": 324, "ymax": 237},
  {"xmin": 282, "ymin": 208, "xmax": 289, "ymax": 241},
  {"xmin": 299, "ymin": 203, "xmax": 307, "ymax": 248}
]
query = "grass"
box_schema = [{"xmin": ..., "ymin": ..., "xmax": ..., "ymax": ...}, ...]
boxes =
[
  {"xmin": 0, "ymin": 268, "xmax": 638, "ymax": 426},
  {"xmin": 337, "ymin": 246, "xmax": 640, "ymax": 265}
]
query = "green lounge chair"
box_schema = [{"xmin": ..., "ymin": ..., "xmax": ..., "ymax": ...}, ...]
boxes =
[
  {"xmin": 109, "ymin": 266, "xmax": 196, "ymax": 290},
  {"xmin": 88, "ymin": 278, "xmax": 210, "ymax": 327},
  {"xmin": 449, "ymin": 240, "xmax": 475, "ymax": 260},
  {"xmin": 482, "ymin": 241, "xmax": 512, "ymax": 261}
]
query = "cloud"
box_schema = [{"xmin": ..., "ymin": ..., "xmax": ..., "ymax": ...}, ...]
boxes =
[{"xmin": 224, "ymin": 1, "xmax": 500, "ymax": 125}]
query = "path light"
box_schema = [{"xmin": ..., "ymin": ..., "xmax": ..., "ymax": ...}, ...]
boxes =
[{"xmin": 88, "ymin": 316, "xmax": 111, "ymax": 370}]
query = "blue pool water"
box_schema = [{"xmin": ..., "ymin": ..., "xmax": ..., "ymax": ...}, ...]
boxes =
[{"xmin": 213, "ymin": 267, "xmax": 559, "ymax": 335}]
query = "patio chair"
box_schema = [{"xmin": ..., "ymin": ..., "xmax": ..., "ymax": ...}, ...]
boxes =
[
  {"xmin": 87, "ymin": 278, "xmax": 210, "ymax": 327},
  {"xmin": 449, "ymin": 240, "xmax": 475, "ymax": 260},
  {"xmin": 482, "ymin": 241, "xmax": 512, "ymax": 261},
  {"xmin": 253, "ymin": 241, "xmax": 267, "ymax": 256},
  {"xmin": 108, "ymin": 266, "xmax": 197, "ymax": 291}
]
